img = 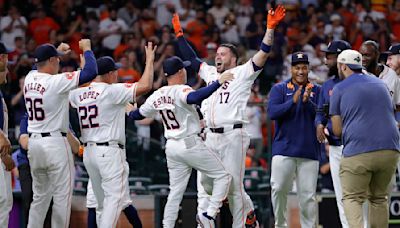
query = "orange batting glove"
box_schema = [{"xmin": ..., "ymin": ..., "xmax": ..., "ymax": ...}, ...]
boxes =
[
  {"xmin": 78, "ymin": 145, "xmax": 84, "ymax": 157},
  {"xmin": 172, "ymin": 13, "xmax": 183, "ymax": 37},
  {"xmin": 267, "ymin": 5, "xmax": 286, "ymax": 29}
]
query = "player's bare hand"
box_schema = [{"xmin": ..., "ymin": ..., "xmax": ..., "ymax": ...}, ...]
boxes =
[
  {"xmin": 125, "ymin": 103, "xmax": 136, "ymax": 114},
  {"xmin": 57, "ymin": 42, "xmax": 71, "ymax": 55},
  {"xmin": 293, "ymin": 85, "xmax": 302, "ymax": 104},
  {"xmin": 0, "ymin": 134, "xmax": 11, "ymax": 156},
  {"xmin": 218, "ymin": 72, "xmax": 234, "ymax": 84},
  {"xmin": 267, "ymin": 5, "xmax": 286, "ymax": 29},
  {"xmin": 172, "ymin": 14, "xmax": 183, "ymax": 37},
  {"xmin": 145, "ymin": 42, "xmax": 157, "ymax": 63},
  {"xmin": 1, "ymin": 154, "xmax": 15, "ymax": 171},
  {"xmin": 0, "ymin": 54, "xmax": 8, "ymax": 72},
  {"xmin": 316, "ymin": 124, "xmax": 326, "ymax": 143},
  {"xmin": 79, "ymin": 39, "xmax": 91, "ymax": 52}
]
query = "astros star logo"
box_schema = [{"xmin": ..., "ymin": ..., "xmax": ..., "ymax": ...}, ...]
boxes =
[{"xmin": 297, "ymin": 53, "xmax": 303, "ymax": 59}]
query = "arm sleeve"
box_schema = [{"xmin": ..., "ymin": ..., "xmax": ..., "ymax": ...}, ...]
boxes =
[
  {"xmin": 128, "ymin": 109, "xmax": 146, "ymax": 120},
  {"xmin": 267, "ymin": 84, "xmax": 294, "ymax": 120},
  {"xmin": 186, "ymin": 81, "xmax": 221, "ymax": 105},
  {"xmin": 177, "ymin": 36, "xmax": 203, "ymax": 73},
  {"xmin": 78, "ymin": 51, "xmax": 98, "ymax": 85},
  {"xmin": 19, "ymin": 112, "xmax": 28, "ymax": 135},
  {"xmin": 329, "ymin": 87, "xmax": 341, "ymax": 116},
  {"xmin": 315, "ymin": 85, "xmax": 327, "ymax": 126}
]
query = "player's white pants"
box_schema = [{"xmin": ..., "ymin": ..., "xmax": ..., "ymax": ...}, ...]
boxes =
[
  {"xmin": 86, "ymin": 180, "xmax": 103, "ymax": 224},
  {"xmin": 0, "ymin": 159, "xmax": 13, "ymax": 228},
  {"xmin": 197, "ymin": 129, "xmax": 254, "ymax": 227},
  {"xmin": 163, "ymin": 136, "xmax": 231, "ymax": 228},
  {"xmin": 271, "ymin": 155, "xmax": 319, "ymax": 228},
  {"xmin": 27, "ymin": 134, "xmax": 75, "ymax": 228},
  {"xmin": 329, "ymin": 145, "xmax": 349, "ymax": 228},
  {"xmin": 83, "ymin": 143, "xmax": 131, "ymax": 228}
]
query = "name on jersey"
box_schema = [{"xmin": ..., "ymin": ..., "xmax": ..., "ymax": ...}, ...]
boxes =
[
  {"xmin": 208, "ymin": 81, "xmax": 230, "ymax": 90},
  {"xmin": 79, "ymin": 91, "xmax": 100, "ymax": 102},
  {"xmin": 24, "ymin": 83, "xmax": 46, "ymax": 95},
  {"xmin": 153, "ymin": 96, "xmax": 175, "ymax": 108}
]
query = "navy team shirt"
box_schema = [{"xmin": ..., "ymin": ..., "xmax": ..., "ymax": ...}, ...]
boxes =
[
  {"xmin": 329, "ymin": 73, "xmax": 400, "ymax": 157},
  {"xmin": 267, "ymin": 79, "xmax": 321, "ymax": 160},
  {"xmin": 315, "ymin": 76, "xmax": 342, "ymax": 146}
]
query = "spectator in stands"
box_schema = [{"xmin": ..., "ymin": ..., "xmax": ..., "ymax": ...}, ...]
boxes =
[
  {"xmin": 388, "ymin": 0, "xmax": 400, "ymax": 43},
  {"xmin": 117, "ymin": 0, "xmax": 139, "ymax": 27},
  {"xmin": 235, "ymin": 0, "xmax": 253, "ymax": 42},
  {"xmin": 202, "ymin": 42, "xmax": 217, "ymax": 66},
  {"xmin": 246, "ymin": 89, "xmax": 264, "ymax": 159},
  {"xmin": 137, "ymin": 9, "xmax": 160, "ymax": 39},
  {"xmin": 204, "ymin": 13, "xmax": 220, "ymax": 45},
  {"xmin": 28, "ymin": 7, "xmax": 60, "ymax": 45},
  {"xmin": 324, "ymin": 14, "xmax": 345, "ymax": 41},
  {"xmin": 207, "ymin": 0, "xmax": 230, "ymax": 29},
  {"xmin": 176, "ymin": 0, "xmax": 196, "ymax": 29},
  {"xmin": 246, "ymin": 12, "xmax": 265, "ymax": 50},
  {"xmin": 0, "ymin": 5, "xmax": 27, "ymax": 51},
  {"xmin": 117, "ymin": 55, "xmax": 141, "ymax": 83},
  {"xmin": 220, "ymin": 12, "xmax": 240, "ymax": 45},
  {"xmin": 186, "ymin": 9, "xmax": 208, "ymax": 58},
  {"xmin": 151, "ymin": 0, "xmax": 182, "ymax": 26},
  {"xmin": 11, "ymin": 76, "xmax": 25, "ymax": 136},
  {"xmin": 98, "ymin": 6, "xmax": 128, "ymax": 56}
]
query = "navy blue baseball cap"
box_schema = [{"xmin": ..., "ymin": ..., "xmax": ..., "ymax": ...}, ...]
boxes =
[
  {"xmin": 97, "ymin": 56, "xmax": 122, "ymax": 75},
  {"xmin": 386, "ymin": 44, "xmax": 400, "ymax": 56},
  {"xmin": 322, "ymin": 40, "xmax": 351, "ymax": 54},
  {"xmin": 163, "ymin": 56, "xmax": 191, "ymax": 77},
  {"xmin": 291, "ymin": 52, "xmax": 309, "ymax": 65},
  {"xmin": 34, "ymin": 44, "xmax": 64, "ymax": 63},
  {"xmin": 0, "ymin": 42, "xmax": 10, "ymax": 54}
]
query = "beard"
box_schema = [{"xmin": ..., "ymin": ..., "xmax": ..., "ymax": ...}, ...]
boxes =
[{"xmin": 328, "ymin": 65, "xmax": 338, "ymax": 77}]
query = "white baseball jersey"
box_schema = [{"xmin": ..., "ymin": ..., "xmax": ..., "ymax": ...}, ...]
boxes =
[
  {"xmin": 379, "ymin": 65, "xmax": 400, "ymax": 105},
  {"xmin": 139, "ymin": 85, "xmax": 201, "ymax": 140},
  {"xmin": 24, "ymin": 70, "xmax": 80, "ymax": 133},
  {"xmin": 69, "ymin": 82, "xmax": 136, "ymax": 144},
  {"xmin": 198, "ymin": 60, "xmax": 261, "ymax": 128}
]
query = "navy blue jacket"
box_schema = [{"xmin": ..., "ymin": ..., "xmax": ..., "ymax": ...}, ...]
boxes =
[
  {"xmin": 315, "ymin": 76, "xmax": 342, "ymax": 146},
  {"xmin": 267, "ymin": 79, "xmax": 321, "ymax": 160}
]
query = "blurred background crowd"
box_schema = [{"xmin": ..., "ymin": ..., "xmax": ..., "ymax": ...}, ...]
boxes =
[{"xmin": 2, "ymin": 0, "xmax": 400, "ymax": 195}]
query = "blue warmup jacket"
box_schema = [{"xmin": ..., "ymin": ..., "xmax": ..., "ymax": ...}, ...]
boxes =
[
  {"xmin": 267, "ymin": 79, "xmax": 321, "ymax": 160},
  {"xmin": 315, "ymin": 76, "xmax": 342, "ymax": 146}
]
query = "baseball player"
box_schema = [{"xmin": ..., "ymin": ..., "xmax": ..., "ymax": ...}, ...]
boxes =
[
  {"xmin": 69, "ymin": 42, "xmax": 156, "ymax": 227},
  {"xmin": 127, "ymin": 56, "xmax": 233, "ymax": 227},
  {"xmin": 268, "ymin": 52, "xmax": 321, "ymax": 228},
  {"xmin": 171, "ymin": 6, "xmax": 286, "ymax": 227},
  {"xmin": 24, "ymin": 39, "xmax": 98, "ymax": 228},
  {"xmin": 315, "ymin": 40, "xmax": 351, "ymax": 227},
  {"xmin": 18, "ymin": 111, "xmax": 83, "ymax": 227},
  {"xmin": 387, "ymin": 43, "xmax": 400, "ymax": 76},
  {"xmin": 0, "ymin": 41, "xmax": 13, "ymax": 228}
]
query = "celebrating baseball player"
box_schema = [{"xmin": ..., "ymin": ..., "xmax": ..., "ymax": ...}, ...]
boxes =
[
  {"xmin": 69, "ymin": 42, "xmax": 156, "ymax": 227},
  {"xmin": 315, "ymin": 40, "xmax": 351, "ymax": 227},
  {"xmin": 386, "ymin": 43, "xmax": 400, "ymax": 76},
  {"xmin": 172, "ymin": 5, "xmax": 286, "ymax": 227},
  {"xmin": 268, "ymin": 52, "xmax": 321, "ymax": 228},
  {"xmin": 0, "ymin": 41, "xmax": 13, "ymax": 228},
  {"xmin": 24, "ymin": 39, "xmax": 98, "ymax": 227},
  {"xmin": 127, "ymin": 55, "xmax": 233, "ymax": 228}
]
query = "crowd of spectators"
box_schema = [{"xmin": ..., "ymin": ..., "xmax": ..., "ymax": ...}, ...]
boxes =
[{"xmin": 2, "ymin": 0, "xmax": 400, "ymax": 190}]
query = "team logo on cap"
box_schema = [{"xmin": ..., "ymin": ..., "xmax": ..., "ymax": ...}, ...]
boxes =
[
  {"xmin": 297, "ymin": 53, "xmax": 304, "ymax": 59},
  {"xmin": 354, "ymin": 56, "xmax": 361, "ymax": 62}
]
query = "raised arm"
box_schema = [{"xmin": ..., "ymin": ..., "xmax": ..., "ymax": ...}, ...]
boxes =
[
  {"xmin": 172, "ymin": 14, "xmax": 203, "ymax": 72},
  {"xmin": 252, "ymin": 5, "xmax": 286, "ymax": 68},
  {"xmin": 136, "ymin": 42, "xmax": 157, "ymax": 97},
  {"xmin": 186, "ymin": 72, "xmax": 234, "ymax": 105},
  {"xmin": 73, "ymin": 39, "xmax": 98, "ymax": 85}
]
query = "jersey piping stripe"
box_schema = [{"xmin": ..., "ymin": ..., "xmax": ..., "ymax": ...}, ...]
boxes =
[
  {"xmin": 112, "ymin": 149, "xmax": 125, "ymax": 228},
  {"xmin": 240, "ymin": 129, "xmax": 245, "ymax": 227}
]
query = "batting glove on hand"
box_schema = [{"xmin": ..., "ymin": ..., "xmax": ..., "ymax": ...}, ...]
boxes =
[
  {"xmin": 267, "ymin": 5, "xmax": 286, "ymax": 29},
  {"xmin": 172, "ymin": 14, "xmax": 183, "ymax": 37}
]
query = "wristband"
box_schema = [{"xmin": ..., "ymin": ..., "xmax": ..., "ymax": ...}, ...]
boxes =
[{"xmin": 260, "ymin": 42, "xmax": 271, "ymax": 53}]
